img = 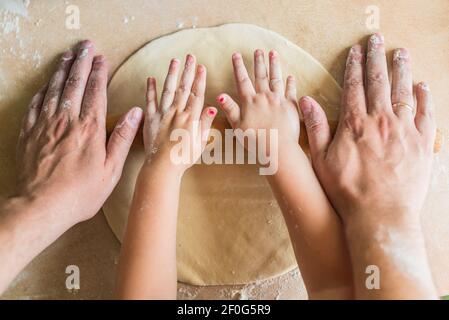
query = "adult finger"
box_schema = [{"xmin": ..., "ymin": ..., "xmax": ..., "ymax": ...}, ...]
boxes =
[
  {"xmin": 299, "ymin": 96, "xmax": 331, "ymax": 159},
  {"xmin": 391, "ymin": 48, "xmax": 414, "ymax": 122},
  {"xmin": 22, "ymin": 85, "xmax": 47, "ymax": 134},
  {"xmin": 80, "ymin": 55, "xmax": 108, "ymax": 125},
  {"xmin": 365, "ymin": 33, "xmax": 392, "ymax": 114},
  {"xmin": 106, "ymin": 107, "xmax": 143, "ymax": 178},
  {"xmin": 415, "ymin": 82, "xmax": 436, "ymax": 138},
  {"xmin": 58, "ymin": 40, "xmax": 96, "ymax": 118},
  {"xmin": 40, "ymin": 51, "xmax": 74, "ymax": 118},
  {"xmin": 341, "ymin": 44, "xmax": 367, "ymax": 120}
]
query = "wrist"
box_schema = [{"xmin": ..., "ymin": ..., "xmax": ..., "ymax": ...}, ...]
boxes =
[
  {"xmin": 344, "ymin": 207, "xmax": 423, "ymax": 244},
  {"xmin": 141, "ymin": 156, "xmax": 186, "ymax": 180},
  {"xmin": 265, "ymin": 141, "xmax": 306, "ymax": 178}
]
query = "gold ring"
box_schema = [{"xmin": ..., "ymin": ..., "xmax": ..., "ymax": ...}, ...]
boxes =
[{"xmin": 392, "ymin": 102, "xmax": 414, "ymax": 113}]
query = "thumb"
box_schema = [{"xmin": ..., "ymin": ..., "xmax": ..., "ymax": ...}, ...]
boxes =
[
  {"xmin": 200, "ymin": 106, "xmax": 217, "ymax": 143},
  {"xmin": 298, "ymin": 96, "xmax": 331, "ymax": 159},
  {"xmin": 216, "ymin": 94, "xmax": 240, "ymax": 127},
  {"xmin": 106, "ymin": 107, "xmax": 143, "ymax": 177}
]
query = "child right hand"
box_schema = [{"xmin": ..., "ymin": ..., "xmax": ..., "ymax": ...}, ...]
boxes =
[
  {"xmin": 142, "ymin": 55, "xmax": 217, "ymax": 175},
  {"xmin": 217, "ymin": 50, "xmax": 300, "ymax": 157}
]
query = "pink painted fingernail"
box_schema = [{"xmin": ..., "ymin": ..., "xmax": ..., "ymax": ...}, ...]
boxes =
[
  {"xmin": 232, "ymin": 52, "xmax": 241, "ymax": 60},
  {"xmin": 208, "ymin": 108, "xmax": 216, "ymax": 116},
  {"xmin": 217, "ymin": 95, "xmax": 226, "ymax": 104},
  {"xmin": 269, "ymin": 50, "xmax": 276, "ymax": 59}
]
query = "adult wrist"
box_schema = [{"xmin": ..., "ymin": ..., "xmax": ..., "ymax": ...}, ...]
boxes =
[{"xmin": 343, "ymin": 206, "xmax": 423, "ymax": 245}]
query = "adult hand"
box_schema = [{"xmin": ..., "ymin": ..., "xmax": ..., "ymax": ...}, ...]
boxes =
[
  {"xmin": 299, "ymin": 34, "xmax": 437, "ymax": 299},
  {"xmin": 0, "ymin": 40, "xmax": 142, "ymax": 294},
  {"xmin": 16, "ymin": 40, "xmax": 142, "ymax": 226},
  {"xmin": 300, "ymin": 34, "xmax": 435, "ymax": 227}
]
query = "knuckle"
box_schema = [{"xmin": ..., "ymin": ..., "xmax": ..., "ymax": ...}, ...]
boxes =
[
  {"xmin": 396, "ymin": 86, "xmax": 412, "ymax": 98},
  {"xmin": 239, "ymin": 76, "xmax": 251, "ymax": 84},
  {"xmin": 86, "ymin": 76, "xmax": 101, "ymax": 92},
  {"xmin": 305, "ymin": 117, "xmax": 324, "ymax": 133},
  {"xmin": 82, "ymin": 117, "xmax": 101, "ymax": 133},
  {"xmin": 115, "ymin": 126, "xmax": 131, "ymax": 144},
  {"xmin": 366, "ymin": 71, "xmax": 386, "ymax": 85},
  {"xmin": 66, "ymin": 74, "xmax": 81, "ymax": 88},
  {"xmin": 270, "ymin": 78, "xmax": 282, "ymax": 87},
  {"xmin": 177, "ymin": 84, "xmax": 188, "ymax": 94},
  {"xmin": 162, "ymin": 88, "xmax": 174, "ymax": 97},
  {"xmin": 345, "ymin": 76, "xmax": 363, "ymax": 89},
  {"xmin": 343, "ymin": 113, "xmax": 364, "ymax": 136}
]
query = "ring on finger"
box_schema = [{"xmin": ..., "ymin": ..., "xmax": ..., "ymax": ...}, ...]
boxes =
[{"xmin": 392, "ymin": 102, "xmax": 414, "ymax": 113}]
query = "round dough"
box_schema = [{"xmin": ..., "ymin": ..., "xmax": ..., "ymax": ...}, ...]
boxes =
[{"xmin": 103, "ymin": 23, "xmax": 341, "ymax": 285}]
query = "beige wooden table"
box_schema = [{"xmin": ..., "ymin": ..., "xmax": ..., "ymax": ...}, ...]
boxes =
[{"xmin": 0, "ymin": 0, "xmax": 448, "ymax": 299}]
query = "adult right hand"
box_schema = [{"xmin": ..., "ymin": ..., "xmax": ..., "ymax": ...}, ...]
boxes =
[
  {"xmin": 299, "ymin": 34, "xmax": 435, "ymax": 229},
  {"xmin": 299, "ymin": 34, "xmax": 437, "ymax": 299}
]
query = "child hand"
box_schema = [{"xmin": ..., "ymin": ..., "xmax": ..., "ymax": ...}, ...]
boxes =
[
  {"xmin": 142, "ymin": 55, "xmax": 217, "ymax": 174},
  {"xmin": 217, "ymin": 50, "xmax": 300, "ymax": 156}
]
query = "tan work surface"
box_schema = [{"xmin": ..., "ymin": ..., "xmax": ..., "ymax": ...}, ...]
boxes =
[{"xmin": 0, "ymin": 0, "xmax": 448, "ymax": 299}]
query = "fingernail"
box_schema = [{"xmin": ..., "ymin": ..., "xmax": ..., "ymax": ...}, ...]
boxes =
[
  {"xmin": 197, "ymin": 64, "xmax": 205, "ymax": 73},
  {"xmin": 255, "ymin": 49, "xmax": 263, "ymax": 58},
  {"xmin": 217, "ymin": 95, "xmax": 226, "ymax": 104},
  {"xmin": 93, "ymin": 55, "xmax": 105, "ymax": 63},
  {"xmin": 419, "ymin": 82, "xmax": 430, "ymax": 91},
  {"xmin": 61, "ymin": 50, "xmax": 74, "ymax": 61},
  {"xmin": 299, "ymin": 96, "xmax": 313, "ymax": 116},
  {"xmin": 393, "ymin": 48, "xmax": 409, "ymax": 65},
  {"xmin": 79, "ymin": 47, "xmax": 89, "ymax": 59},
  {"xmin": 208, "ymin": 108, "xmax": 217, "ymax": 116},
  {"xmin": 232, "ymin": 52, "xmax": 241, "ymax": 60},
  {"xmin": 186, "ymin": 54, "xmax": 194, "ymax": 66},
  {"xmin": 80, "ymin": 40, "xmax": 93, "ymax": 48},
  {"xmin": 269, "ymin": 50, "xmax": 277, "ymax": 59},
  {"xmin": 369, "ymin": 33, "xmax": 384, "ymax": 46},
  {"xmin": 128, "ymin": 108, "xmax": 142, "ymax": 127}
]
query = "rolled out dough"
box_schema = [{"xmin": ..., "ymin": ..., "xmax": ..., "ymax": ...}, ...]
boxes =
[{"xmin": 103, "ymin": 23, "xmax": 341, "ymax": 285}]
